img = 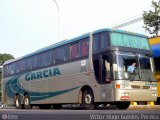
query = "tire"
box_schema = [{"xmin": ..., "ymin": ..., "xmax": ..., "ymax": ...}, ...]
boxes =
[
  {"xmin": 115, "ymin": 102, "xmax": 130, "ymax": 110},
  {"xmin": 14, "ymin": 95, "xmax": 22, "ymax": 109},
  {"xmin": 23, "ymin": 94, "xmax": 31, "ymax": 109},
  {"xmin": 157, "ymin": 97, "xmax": 160, "ymax": 105},
  {"xmin": 82, "ymin": 89, "xmax": 95, "ymax": 110}
]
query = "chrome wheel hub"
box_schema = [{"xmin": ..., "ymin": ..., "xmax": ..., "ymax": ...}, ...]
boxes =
[{"xmin": 85, "ymin": 94, "xmax": 92, "ymax": 104}]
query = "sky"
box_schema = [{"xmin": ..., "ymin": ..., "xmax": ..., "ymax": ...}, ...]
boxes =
[{"xmin": 0, "ymin": 0, "xmax": 156, "ymax": 58}]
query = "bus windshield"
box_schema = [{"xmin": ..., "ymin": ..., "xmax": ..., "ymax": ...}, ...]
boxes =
[
  {"xmin": 114, "ymin": 51, "xmax": 156, "ymax": 82},
  {"xmin": 138, "ymin": 55, "xmax": 156, "ymax": 82}
]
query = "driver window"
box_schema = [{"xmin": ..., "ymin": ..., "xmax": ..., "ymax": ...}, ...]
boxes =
[
  {"xmin": 105, "ymin": 60, "xmax": 111, "ymax": 80},
  {"xmin": 101, "ymin": 54, "xmax": 112, "ymax": 83}
]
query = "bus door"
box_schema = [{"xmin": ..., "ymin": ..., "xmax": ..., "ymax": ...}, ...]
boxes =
[{"xmin": 99, "ymin": 53, "xmax": 114, "ymax": 101}]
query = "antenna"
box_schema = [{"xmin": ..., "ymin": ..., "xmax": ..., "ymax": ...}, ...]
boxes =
[{"xmin": 53, "ymin": 0, "xmax": 60, "ymax": 41}]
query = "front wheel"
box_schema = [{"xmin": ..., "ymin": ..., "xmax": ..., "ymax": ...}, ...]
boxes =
[
  {"xmin": 23, "ymin": 94, "xmax": 31, "ymax": 109},
  {"xmin": 115, "ymin": 102, "xmax": 130, "ymax": 110},
  {"xmin": 14, "ymin": 95, "xmax": 22, "ymax": 109},
  {"xmin": 157, "ymin": 97, "xmax": 160, "ymax": 105},
  {"xmin": 82, "ymin": 89, "xmax": 95, "ymax": 110}
]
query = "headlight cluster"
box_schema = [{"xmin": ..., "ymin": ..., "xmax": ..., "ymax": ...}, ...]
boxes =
[
  {"xmin": 152, "ymin": 93, "xmax": 157, "ymax": 97},
  {"xmin": 149, "ymin": 86, "xmax": 157, "ymax": 90}
]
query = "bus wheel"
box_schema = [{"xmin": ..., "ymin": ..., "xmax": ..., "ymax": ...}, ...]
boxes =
[
  {"xmin": 14, "ymin": 95, "xmax": 22, "ymax": 109},
  {"xmin": 82, "ymin": 90, "xmax": 95, "ymax": 110},
  {"xmin": 115, "ymin": 102, "xmax": 130, "ymax": 110},
  {"xmin": 157, "ymin": 97, "xmax": 160, "ymax": 105},
  {"xmin": 23, "ymin": 94, "xmax": 31, "ymax": 109}
]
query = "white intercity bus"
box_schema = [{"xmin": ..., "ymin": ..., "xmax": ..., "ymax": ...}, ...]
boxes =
[{"xmin": 1, "ymin": 28, "xmax": 157, "ymax": 109}]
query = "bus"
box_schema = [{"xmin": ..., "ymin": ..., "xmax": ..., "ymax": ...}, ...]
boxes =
[
  {"xmin": 149, "ymin": 36, "xmax": 160, "ymax": 104},
  {"xmin": 1, "ymin": 28, "xmax": 157, "ymax": 110}
]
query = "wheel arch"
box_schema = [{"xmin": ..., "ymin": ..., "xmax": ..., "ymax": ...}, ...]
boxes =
[
  {"xmin": 78, "ymin": 85, "xmax": 94, "ymax": 104},
  {"xmin": 23, "ymin": 92, "xmax": 29, "ymax": 96}
]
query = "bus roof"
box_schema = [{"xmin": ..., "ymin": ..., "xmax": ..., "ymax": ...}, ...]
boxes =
[
  {"xmin": 3, "ymin": 28, "xmax": 148, "ymax": 65},
  {"xmin": 93, "ymin": 28, "xmax": 148, "ymax": 38}
]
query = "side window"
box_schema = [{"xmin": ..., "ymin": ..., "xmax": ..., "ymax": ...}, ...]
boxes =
[
  {"xmin": 93, "ymin": 32, "xmax": 109, "ymax": 53},
  {"xmin": 53, "ymin": 49, "xmax": 57, "ymax": 64},
  {"xmin": 15, "ymin": 62, "xmax": 20, "ymax": 73},
  {"xmin": 20, "ymin": 60, "xmax": 26, "ymax": 72},
  {"xmin": 100, "ymin": 32, "xmax": 107, "ymax": 49},
  {"xmin": 47, "ymin": 50, "xmax": 54, "ymax": 66},
  {"xmin": 50, "ymin": 46, "xmax": 69, "ymax": 65},
  {"xmin": 39, "ymin": 52, "xmax": 48, "ymax": 67},
  {"xmin": 26, "ymin": 57, "xmax": 32, "ymax": 70},
  {"xmin": 64, "ymin": 45, "xmax": 69, "ymax": 61},
  {"xmin": 32, "ymin": 55, "xmax": 38, "ymax": 69},
  {"xmin": 93, "ymin": 34, "xmax": 99, "ymax": 52},
  {"xmin": 8, "ymin": 63, "xmax": 15, "ymax": 75},
  {"xmin": 57, "ymin": 47, "xmax": 64, "ymax": 63},
  {"xmin": 3, "ymin": 65, "xmax": 8, "ymax": 76},
  {"xmin": 103, "ymin": 55, "xmax": 112, "ymax": 81},
  {"xmin": 80, "ymin": 38, "xmax": 89, "ymax": 57},
  {"xmin": 15, "ymin": 60, "xmax": 26, "ymax": 73},
  {"xmin": 70, "ymin": 42, "xmax": 80, "ymax": 60}
]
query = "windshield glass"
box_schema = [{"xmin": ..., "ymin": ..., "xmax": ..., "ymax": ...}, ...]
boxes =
[
  {"xmin": 138, "ymin": 54, "xmax": 156, "ymax": 82},
  {"xmin": 139, "ymin": 55, "xmax": 150, "ymax": 69},
  {"xmin": 114, "ymin": 51, "xmax": 156, "ymax": 82},
  {"xmin": 114, "ymin": 51, "xmax": 139, "ymax": 80}
]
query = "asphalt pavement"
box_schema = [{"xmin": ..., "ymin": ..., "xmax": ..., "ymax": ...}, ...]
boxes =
[{"xmin": 0, "ymin": 105, "xmax": 160, "ymax": 120}]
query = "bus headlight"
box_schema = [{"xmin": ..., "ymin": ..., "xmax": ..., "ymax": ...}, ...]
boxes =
[
  {"xmin": 149, "ymin": 86, "xmax": 157, "ymax": 90},
  {"xmin": 152, "ymin": 93, "xmax": 157, "ymax": 97}
]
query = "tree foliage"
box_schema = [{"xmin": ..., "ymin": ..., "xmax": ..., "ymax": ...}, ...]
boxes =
[
  {"xmin": 0, "ymin": 53, "xmax": 14, "ymax": 65},
  {"xmin": 143, "ymin": 0, "xmax": 160, "ymax": 36}
]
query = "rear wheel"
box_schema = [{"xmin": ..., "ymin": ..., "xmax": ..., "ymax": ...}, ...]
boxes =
[
  {"xmin": 14, "ymin": 95, "xmax": 22, "ymax": 109},
  {"xmin": 82, "ymin": 89, "xmax": 95, "ymax": 110},
  {"xmin": 115, "ymin": 102, "xmax": 130, "ymax": 110},
  {"xmin": 23, "ymin": 94, "xmax": 31, "ymax": 109}
]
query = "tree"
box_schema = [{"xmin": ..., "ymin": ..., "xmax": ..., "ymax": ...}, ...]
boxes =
[
  {"xmin": 0, "ymin": 53, "xmax": 14, "ymax": 65},
  {"xmin": 0, "ymin": 53, "xmax": 14, "ymax": 102},
  {"xmin": 143, "ymin": 0, "xmax": 160, "ymax": 36}
]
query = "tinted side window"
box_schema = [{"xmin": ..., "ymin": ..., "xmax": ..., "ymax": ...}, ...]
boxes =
[
  {"xmin": 47, "ymin": 50, "xmax": 54, "ymax": 66},
  {"xmin": 39, "ymin": 52, "xmax": 48, "ymax": 67},
  {"xmin": 100, "ymin": 33, "xmax": 107, "ymax": 49},
  {"xmin": 57, "ymin": 47, "xmax": 65, "ymax": 63},
  {"xmin": 80, "ymin": 38, "xmax": 89, "ymax": 57},
  {"xmin": 16, "ymin": 60, "xmax": 26, "ymax": 73},
  {"xmin": 63, "ymin": 45, "xmax": 70, "ymax": 61},
  {"xmin": 93, "ymin": 32, "xmax": 109, "ymax": 53},
  {"xmin": 3, "ymin": 65, "xmax": 8, "ymax": 76},
  {"xmin": 8, "ymin": 63, "xmax": 15, "ymax": 75},
  {"xmin": 31, "ymin": 55, "xmax": 38, "ymax": 69},
  {"xmin": 70, "ymin": 42, "xmax": 80, "ymax": 60},
  {"xmin": 93, "ymin": 34, "xmax": 99, "ymax": 52},
  {"xmin": 26, "ymin": 57, "xmax": 32, "ymax": 70}
]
